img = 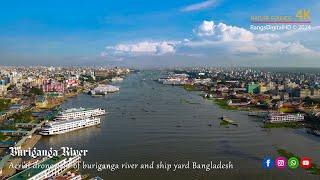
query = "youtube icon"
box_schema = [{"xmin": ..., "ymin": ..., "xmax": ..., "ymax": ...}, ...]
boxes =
[{"xmin": 300, "ymin": 157, "xmax": 312, "ymax": 169}]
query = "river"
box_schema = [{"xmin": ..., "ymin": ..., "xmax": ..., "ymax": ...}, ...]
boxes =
[{"xmin": 37, "ymin": 71, "xmax": 319, "ymax": 180}]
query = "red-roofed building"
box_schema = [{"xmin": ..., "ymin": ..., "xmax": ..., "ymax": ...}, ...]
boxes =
[{"xmin": 42, "ymin": 79, "xmax": 65, "ymax": 93}]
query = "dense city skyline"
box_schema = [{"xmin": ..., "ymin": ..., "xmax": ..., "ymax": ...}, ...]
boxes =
[{"xmin": 0, "ymin": 0, "xmax": 319, "ymax": 67}]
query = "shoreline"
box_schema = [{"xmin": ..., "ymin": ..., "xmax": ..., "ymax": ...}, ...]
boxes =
[{"xmin": 177, "ymin": 85, "xmax": 320, "ymax": 131}]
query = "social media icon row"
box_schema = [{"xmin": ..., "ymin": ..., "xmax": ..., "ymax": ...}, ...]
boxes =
[{"xmin": 262, "ymin": 156, "xmax": 312, "ymax": 169}]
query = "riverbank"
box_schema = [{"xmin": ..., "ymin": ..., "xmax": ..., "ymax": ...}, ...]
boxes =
[
  {"xmin": 213, "ymin": 99, "xmax": 238, "ymax": 110},
  {"xmin": 183, "ymin": 84, "xmax": 197, "ymax": 91},
  {"xmin": 262, "ymin": 122, "xmax": 304, "ymax": 129},
  {"xmin": 34, "ymin": 91, "xmax": 81, "ymax": 111}
]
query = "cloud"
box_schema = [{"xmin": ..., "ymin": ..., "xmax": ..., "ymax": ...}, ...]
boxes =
[
  {"xmin": 194, "ymin": 20, "xmax": 254, "ymax": 41},
  {"xmin": 225, "ymin": 40, "xmax": 314, "ymax": 56},
  {"xmin": 189, "ymin": 20, "xmax": 320, "ymax": 56},
  {"xmin": 230, "ymin": 41, "xmax": 320, "ymax": 56},
  {"xmin": 104, "ymin": 41, "xmax": 177, "ymax": 56},
  {"xmin": 194, "ymin": 20, "xmax": 215, "ymax": 36},
  {"xmin": 101, "ymin": 20, "xmax": 320, "ymax": 62},
  {"xmin": 283, "ymin": 26, "xmax": 320, "ymax": 36},
  {"xmin": 279, "ymin": 42, "xmax": 318, "ymax": 55},
  {"xmin": 181, "ymin": 0, "xmax": 218, "ymax": 12},
  {"xmin": 216, "ymin": 23, "xmax": 253, "ymax": 42},
  {"xmin": 254, "ymin": 33, "xmax": 279, "ymax": 41}
]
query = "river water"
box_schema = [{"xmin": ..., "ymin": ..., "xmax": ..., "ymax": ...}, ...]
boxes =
[{"xmin": 37, "ymin": 71, "xmax": 319, "ymax": 180}]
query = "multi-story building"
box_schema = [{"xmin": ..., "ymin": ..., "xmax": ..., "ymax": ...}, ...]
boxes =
[
  {"xmin": 42, "ymin": 80, "xmax": 65, "ymax": 93},
  {"xmin": 259, "ymin": 83, "xmax": 268, "ymax": 93},
  {"xmin": 300, "ymin": 88, "xmax": 320, "ymax": 98},
  {"xmin": 247, "ymin": 83, "xmax": 260, "ymax": 94},
  {"xmin": 65, "ymin": 79, "xmax": 79, "ymax": 88}
]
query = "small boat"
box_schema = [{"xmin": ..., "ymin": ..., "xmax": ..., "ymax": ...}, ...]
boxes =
[{"xmin": 220, "ymin": 116, "xmax": 238, "ymax": 126}]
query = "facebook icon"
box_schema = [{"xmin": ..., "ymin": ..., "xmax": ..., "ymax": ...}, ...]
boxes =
[{"xmin": 262, "ymin": 157, "xmax": 274, "ymax": 168}]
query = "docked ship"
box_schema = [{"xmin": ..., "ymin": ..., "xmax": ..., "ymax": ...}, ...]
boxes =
[
  {"xmin": 40, "ymin": 117, "xmax": 101, "ymax": 135},
  {"xmin": 9, "ymin": 156, "xmax": 81, "ymax": 180},
  {"xmin": 264, "ymin": 113, "xmax": 304, "ymax": 123},
  {"xmin": 54, "ymin": 107, "xmax": 106, "ymax": 120},
  {"xmin": 111, "ymin": 77, "xmax": 124, "ymax": 82},
  {"xmin": 90, "ymin": 84, "xmax": 120, "ymax": 95}
]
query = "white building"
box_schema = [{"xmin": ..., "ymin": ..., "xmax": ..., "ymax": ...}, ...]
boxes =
[{"xmin": 265, "ymin": 113, "xmax": 304, "ymax": 123}]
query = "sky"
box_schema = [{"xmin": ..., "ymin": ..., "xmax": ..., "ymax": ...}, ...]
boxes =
[{"xmin": 0, "ymin": 0, "xmax": 319, "ymax": 67}]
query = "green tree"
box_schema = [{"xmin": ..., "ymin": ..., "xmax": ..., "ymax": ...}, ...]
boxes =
[
  {"xmin": 30, "ymin": 87, "xmax": 44, "ymax": 95},
  {"xmin": 0, "ymin": 99, "xmax": 11, "ymax": 111},
  {"xmin": 0, "ymin": 132, "xmax": 5, "ymax": 141}
]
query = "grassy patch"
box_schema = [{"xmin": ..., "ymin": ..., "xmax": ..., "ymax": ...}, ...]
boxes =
[
  {"xmin": 0, "ymin": 132, "xmax": 5, "ymax": 141},
  {"xmin": 213, "ymin": 99, "xmax": 237, "ymax": 110},
  {"xmin": 279, "ymin": 107, "xmax": 298, "ymax": 113},
  {"xmin": 277, "ymin": 148, "xmax": 320, "ymax": 175},
  {"xmin": 0, "ymin": 99, "xmax": 11, "ymax": 111},
  {"xmin": 183, "ymin": 84, "xmax": 197, "ymax": 91},
  {"xmin": 262, "ymin": 122, "xmax": 302, "ymax": 128},
  {"xmin": 29, "ymin": 87, "xmax": 44, "ymax": 95},
  {"xmin": 220, "ymin": 120, "xmax": 229, "ymax": 126}
]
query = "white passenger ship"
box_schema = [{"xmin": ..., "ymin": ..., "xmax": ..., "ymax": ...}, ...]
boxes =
[
  {"xmin": 90, "ymin": 84, "xmax": 120, "ymax": 95},
  {"xmin": 55, "ymin": 107, "xmax": 105, "ymax": 120},
  {"xmin": 40, "ymin": 117, "xmax": 101, "ymax": 135},
  {"xmin": 265, "ymin": 113, "xmax": 304, "ymax": 123}
]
